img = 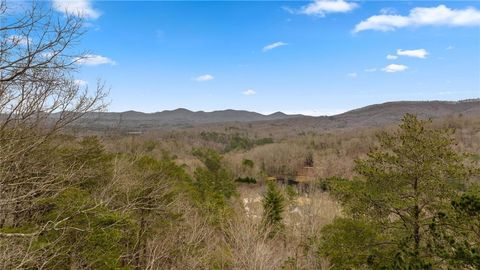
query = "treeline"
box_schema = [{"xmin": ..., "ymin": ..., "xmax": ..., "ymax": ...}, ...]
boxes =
[{"xmin": 200, "ymin": 131, "xmax": 274, "ymax": 152}]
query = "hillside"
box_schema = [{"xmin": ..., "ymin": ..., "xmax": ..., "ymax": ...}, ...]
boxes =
[
  {"xmin": 75, "ymin": 99, "xmax": 480, "ymax": 131},
  {"xmin": 332, "ymin": 99, "xmax": 480, "ymax": 128}
]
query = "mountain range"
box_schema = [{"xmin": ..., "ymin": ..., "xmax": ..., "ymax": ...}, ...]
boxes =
[{"xmin": 76, "ymin": 99, "xmax": 480, "ymax": 131}]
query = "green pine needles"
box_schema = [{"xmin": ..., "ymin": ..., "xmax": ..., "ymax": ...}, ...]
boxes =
[
  {"xmin": 262, "ymin": 181, "xmax": 285, "ymax": 237},
  {"xmin": 319, "ymin": 114, "xmax": 479, "ymax": 269}
]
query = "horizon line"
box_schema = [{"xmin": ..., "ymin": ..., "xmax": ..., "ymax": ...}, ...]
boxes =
[{"xmin": 102, "ymin": 98, "xmax": 480, "ymax": 117}]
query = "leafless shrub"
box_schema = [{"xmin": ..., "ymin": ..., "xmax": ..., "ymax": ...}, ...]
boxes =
[
  {"xmin": 224, "ymin": 212, "xmax": 288, "ymax": 270},
  {"xmin": 143, "ymin": 202, "xmax": 222, "ymax": 270}
]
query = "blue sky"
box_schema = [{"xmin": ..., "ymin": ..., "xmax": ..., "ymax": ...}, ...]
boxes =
[{"xmin": 49, "ymin": 0, "xmax": 480, "ymax": 115}]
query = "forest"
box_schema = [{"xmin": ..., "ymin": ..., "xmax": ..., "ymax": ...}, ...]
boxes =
[{"xmin": 1, "ymin": 1, "xmax": 479, "ymax": 269}]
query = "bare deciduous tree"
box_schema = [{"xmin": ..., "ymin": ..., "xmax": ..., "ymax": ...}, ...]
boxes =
[
  {"xmin": 0, "ymin": 0, "xmax": 106, "ymax": 132},
  {"xmin": 0, "ymin": 1, "xmax": 107, "ymax": 264}
]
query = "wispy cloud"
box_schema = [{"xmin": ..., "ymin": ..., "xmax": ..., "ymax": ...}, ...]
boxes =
[
  {"xmin": 263, "ymin": 41, "xmax": 288, "ymax": 52},
  {"xmin": 364, "ymin": 68, "xmax": 377, "ymax": 72},
  {"xmin": 194, "ymin": 74, "xmax": 214, "ymax": 82},
  {"xmin": 243, "ymin": 89, "xmax": 256, "ymax": 96},
  {"xmin": 347, "ymin": 72, "xmax": 357, "ymax": 78},
  {"xmin": 287, "ymin": 0, "xmax": 358, "ymax": 17},
  {"xmin": 354, "ymin": 5, "xmax": 480, "ymax": 33},
  {"xmin": 41, "ymin": 52, "xmax": 55, "ymax": 59},
  {"xmin": 446, "ymin": 45, "xmax": 454, "ymax": 50},
  {"xmin": 74, "ymin": 79, "xmax": 88, "ymax": 87},
  {"xmin": 75, "ymin": 54, "xmax": 116, "ymax": 66},
  {"xmin": 8, "ymin": 35, "xmax": 30, "ymax": 46},
  {"xmin": 382, "ymin": 64, "xmax": 408, "ymax": 73},
  {"xmin": 380, "ymin": 7, "xmax": 397, "ymax": 15},
  {"xmin": 82, "ymin": 22, "xmax": 101, "ymax": 31},
  {"xmin": 386, "ymin": 54, "xmax": 398, "ymax": 60},
  {"xmin": 397, "ymin": 49, "xmax": 428, "ymax": 58},
  {"xmin": 53, "ymin": 0, "xmax": 101, "ymax": 19}
]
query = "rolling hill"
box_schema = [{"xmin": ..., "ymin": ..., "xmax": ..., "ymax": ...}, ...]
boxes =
[{"xmin": 74, "ymin": 99, "xmax": 480, "ymax": 131}]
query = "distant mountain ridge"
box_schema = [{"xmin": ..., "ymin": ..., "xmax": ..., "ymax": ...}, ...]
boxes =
[
  {"xmin": 76, "ymin": 99, "xmax": 480, "ymax": 131},
  {"xmin": 331, "ymin": 99, "xmax": 480, "ymax": 128},
  {"xmin": 78, "ymin": 108, "xmax": 302, "ymax": 130}
]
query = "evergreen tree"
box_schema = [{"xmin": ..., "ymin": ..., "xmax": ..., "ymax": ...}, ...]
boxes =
[
  {"xmin": 262, "ymin": 181, "xmax": 285, "ymax": 236},
  {"xmin": 320, "ymin": 114, "xmax": 478, "ymax": 269},
  {"xmin": 192, "ymin": 148, "xmax": 237, "ymax": 224},
  {"xmin": 127, "ymin": 155, "xmax": 188, "ymax": 269},
  {"xmin": 429, "ymin": 186, "xmax": 480, "ymax": 269},
  {"xmin": 36, "ymin": 188, "xmax": 134, "ymax": 270}
]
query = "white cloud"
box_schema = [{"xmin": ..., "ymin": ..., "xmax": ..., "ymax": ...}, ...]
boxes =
[
  {"xmin": 386, "ymin": 54, "xmax": 398, "ymax": 60},
  {"xmin": 347, "ymin": 72, "xmax": 357, "ymax": 78},
  {"xmin": 397, "ymin": 49, "xmax": 428, "ymax": 58},
  {"xmin": 243, "ymin": 89, "xmax": 256, "ymax": 96},
  {"xmin": 293, "ymin": 0, "xmax": 358, "ymax": 16},
  {"xmin": 382, "ymin": 64, "xmax": 408, "ymax": 73},
  {"xmin": 53, "ymin": 0, "xmax": 101, "ymax": 19},
  {"xmin": 41, "ymin": 52, "xmax": 55, "ymax": 58},
  {"xmin": 263, "ymin": 41, "xmax": 288, "ymax": 52},
  {"xmin": 194, "ymin": 74, "xmax": 214, "ymax": 82},
  {"xmin": 380, "ymin": 7, "xmax": 397, "ymax": 15},
  {"xmin": 74, "ymin": 79, "xmax": 88, "ymax": 87},
  {"xmin": 364, "ymin": 68, "xmax": 377, "ymax": 72},
  {"xmin": 354, "ymin": 5, "xmax": 480, "ymax": 32},
  {"xmin": 8, "ymin": 35, "xmax": 30, "ymax": 46},
  {"xmin": 446, "ymin": 45, "xmax": 454, "ymax": 50},
  {"xmin": 75, "ymin": 54, "xmax": 116, "ymax": 66},
  {"xmin": 354, "ymin": 15, "xmax": 410, "ymax": 32}
]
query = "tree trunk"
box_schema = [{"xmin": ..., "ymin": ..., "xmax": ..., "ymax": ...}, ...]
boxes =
[{"xmin": 413, "ymin": 176, "xmax": 420, "ymax": 256}]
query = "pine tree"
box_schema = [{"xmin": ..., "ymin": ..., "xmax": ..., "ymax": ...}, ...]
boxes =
[
  {"xmin": 192, "ymin": 148, "xmax": 236, "ymax": 224},
  {"xmin": 320, "ymin": 114, "xmax": 477, "ymax": 269},
  {"xmin": 262, "ymin": 181, "xmax": 285, "ymax": 236}
]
